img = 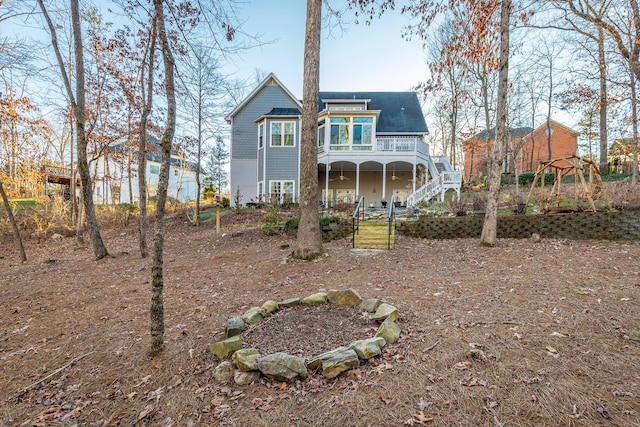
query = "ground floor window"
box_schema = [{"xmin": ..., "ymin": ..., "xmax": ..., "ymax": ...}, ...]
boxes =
[
  {"xmin": 335, "ymin": 189, "xmax": 356, "ymax": 204},
  {"xmin": 258, "ymin": 181, "xmax": 264, "ymax": 202},
  {"xmin": 269, "ymin": 180, "xmax": 295, "ymax": 205}
]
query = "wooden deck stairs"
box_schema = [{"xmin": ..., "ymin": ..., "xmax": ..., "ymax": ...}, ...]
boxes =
[{"xmin": 353, "ymin": 221, "xmax": 395, "ymax": 250}]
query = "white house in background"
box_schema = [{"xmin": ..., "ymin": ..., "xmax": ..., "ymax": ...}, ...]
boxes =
[
  {"xmin": 91, "ymin": 138, "xmax": 200, "ymax": 204},
  {"xmin": 225, "ymin": 73, "xmax": 461, "ymax": 208}
]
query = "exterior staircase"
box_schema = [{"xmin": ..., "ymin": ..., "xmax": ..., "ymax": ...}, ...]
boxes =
[
  {"xmin": 406, "ymin": 155, "xmax": 462, "ymax": 207},
  {"xmin": 353, "ymin": 221, "xmax": 395, "ymax": 250}
]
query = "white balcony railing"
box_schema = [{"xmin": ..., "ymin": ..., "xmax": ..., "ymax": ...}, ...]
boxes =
[
  {"xmin": 317, "ymin": 136, "xmax": 428, "ymax": 155},
  {"xmin": 376, "ymin": 136, "xmax": 419, "ymax": 152}
]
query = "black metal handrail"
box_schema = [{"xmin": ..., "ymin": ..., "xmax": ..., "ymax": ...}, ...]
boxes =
[
  {"xmin": 352, "ymin": 196, "xmax": 364, "ymax": 248},
  {"xmin": 387, "ymin": 195, "xmax": 395, "ymax": 250}
]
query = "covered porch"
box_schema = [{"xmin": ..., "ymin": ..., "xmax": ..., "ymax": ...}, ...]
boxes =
[{"xmin": 317, "ymin": 160, "xmax": 430, "ymax": 208}]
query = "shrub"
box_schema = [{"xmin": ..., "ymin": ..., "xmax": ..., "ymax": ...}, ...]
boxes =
[
  {"xmin": 319, "ymin": 216, "xmax": 339, "ymax": 227},
  {"xmin": 284, "ymin": 217, "xmax": 299, "ymax": 235},
  {"xmin": 500, "ymin": 175, "xmax": 516, "ymax": 186},
  {"xmin": 262, "ymin": 206, "xmax": 283, "ymax": 235},
  {"xmin": 471, "ymin": 195, "xmax": 486, "ymax": 212},
  {"xmin": 518, "ymin": 172, "xmax": 554, "ymax": 187},
  {"xmin": 447, "ymin": 198, "xmax": 468, "ymax": 216}
]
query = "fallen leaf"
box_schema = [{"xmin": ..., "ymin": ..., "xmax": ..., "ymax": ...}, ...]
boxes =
[
  {"xmin": 418, "ymin": 397, "xmax": 432, "ymax": 411},
  {"xmin": 596, "ymin": 405, "xmax": 610, "ymax": 419},
  {"xmin": 453, "ymin": 361, "xmax": 472, "ymax": 370},
  {"xmin": 549, "ymin": 332, "xmax": 568, "ymax": 338},
  {"xmin": 135, "ymin": 375, "xmax": 152, "ymax": 387},
  {"xmin": 613, "ymin": 390, "xmax": 635, "ymax": 397},
  {"xmin": 466, "ymin": 349, "xmax": 489, "ymax": 363},
  {"xmin": 412, "ymin": 411, "xmax": 434, "ymax": 424},
  {"xmin": 380, "ymin": 395, "xmax": 393, "ymax": 405},
  {"xmin": 137, "ymin": 404, "xmax": 155, "ymax": 421},
  {"xmin": 373, "ymin": 362, "xmax": 394, "ymax": 374}
]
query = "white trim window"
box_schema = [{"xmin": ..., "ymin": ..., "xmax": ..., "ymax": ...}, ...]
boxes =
[
  {"xmin": 329, "ymin": 116, "xmax": 373, "ymax": 151},
  {"xmin": 258, "ymin": 122, "xmax": 264, "ymax": 149},
  {"xmin": 258, "ymin": 181, "xmax": 264, "ymax": 203},
  {"xmin": 317, "ymin": 119, "xmax": 326, "ymax": 151},
  {"xmin": 353, "ymin": 117, "xmax": 373, "ymax": 150},
  {"xmin": 271, "ymin": 121, "xmax": 296, "ymax": 147},
  {"xmin": 269, "ymin": 180, "xmax": 295, "ymax": 204}
]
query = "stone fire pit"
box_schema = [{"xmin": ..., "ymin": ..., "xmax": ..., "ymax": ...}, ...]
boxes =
[{"xmin": 207, "ymin": 289, "xmax": 401, "ymax": 385}]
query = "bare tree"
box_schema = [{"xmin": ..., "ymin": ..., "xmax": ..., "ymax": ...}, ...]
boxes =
[
  {"xmin": 0, "ymin": 180, "xmax": 26, "ymax": 262},
  {"xmin": 293, "ymin": 0, "xmax": 324, "ymax": 260},
  {"xmin": 138, "ymin": 17, "xmax": 157, "ymax": 258},
  {"xmin": 481, "ymin": 0, "xmax": 513, "ymax": 246},
  {"xmin": 37, "ymin": 0, "xmax": 108, "ymax": 260},
  {"xmin": 177, "ymin": 45, "xmax": 227, "ymax": 225}
]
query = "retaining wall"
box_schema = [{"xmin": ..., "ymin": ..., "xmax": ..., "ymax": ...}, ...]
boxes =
[{"xmin": 396, "ymin": 210, "xmax": 640, "ymax": 240}]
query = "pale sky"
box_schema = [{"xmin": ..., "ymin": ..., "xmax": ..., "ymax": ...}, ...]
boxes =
[{"xmin": 224, "ymin": 0, "xmax": 430, "ymax": 97}]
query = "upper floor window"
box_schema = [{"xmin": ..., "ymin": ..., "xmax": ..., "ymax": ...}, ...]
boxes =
[
  {"xmin": 329, "ymin": 116, "xmax": 373, "ymax": 151},
  {"xmin": 258, "ymin": 122, "xmax": 264, "ymax": 149},
  {"xmin": 330, "ymin": 117, "xmax": 350, "ymax": 150},
  {"xmin": 271, "ymin": 121, "xmax": 296, "ymax": 147},
  {"xmin": 353, "ymin": 117, "xmax": 373, "ymax": 149},
  {"xmin": 318, "ymin": 119, "xmax": 326, "ymax": 149}
]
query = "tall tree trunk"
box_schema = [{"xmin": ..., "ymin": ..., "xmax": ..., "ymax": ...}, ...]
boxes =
[
  {"xmin": 194, "ymin": 69, "xmax": 203, "ymax": 227},
  {"xmin": 150, "ymin": 0, "xmax": 176, "ymax": 355},
  {"xmin": 37, "ymin": 0, "xmax": 108, "ymax": 259},
  {"xmin": 292, "ymin": 0, "xmax": 323, "ymax": 260},
  {"xmin": 71, "ymin": 0, "xmax": 107, "ymax": 259},
  {"xmin": 0, "ymin": 180, "xmax": 26, "ymax": 262},
  {"xmin": 480, "ymin": 0, "xmax": 511, "ymax": 247},
  {"xmin": 597, "ymin": 26, "xmax": 608, "ymax": 175},
  {"xmin": 138, "ymin": 22, "xmax": 156, "ymax": 259},
  {"xmin": 631, "ymin": 68, "xmax": 639, "ymax": 184}
]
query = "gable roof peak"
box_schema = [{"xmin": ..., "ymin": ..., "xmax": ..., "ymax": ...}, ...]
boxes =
[{"xmin": 225, "ymin": 73, "xmax": 301, "ymax": 122}]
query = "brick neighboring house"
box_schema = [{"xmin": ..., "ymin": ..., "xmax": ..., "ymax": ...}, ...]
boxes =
[{"xmin": 463, "ymin": 120, "xmax": 579, "ymax": 180}]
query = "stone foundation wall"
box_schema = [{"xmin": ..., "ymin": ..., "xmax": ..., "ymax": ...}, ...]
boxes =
[{"xmin": 396, "ymin": 210, "xmax": 640, "ymax": 240}]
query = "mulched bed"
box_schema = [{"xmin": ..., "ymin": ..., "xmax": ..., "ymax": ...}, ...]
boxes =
[{"xmin": 240, "ymin": 303, "xmax": 377, "ymax": 358}]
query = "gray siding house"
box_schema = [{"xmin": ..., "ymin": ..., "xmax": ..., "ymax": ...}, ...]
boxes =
[{"xmin": 226, "ymin": 73, "xmax": 460, "ymax": 207}]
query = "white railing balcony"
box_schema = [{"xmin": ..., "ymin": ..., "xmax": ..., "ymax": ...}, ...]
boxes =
[
  {"xmin": 376, "ymin": 136, "xmax": 420, "ymax": 152},
  {"xmin": 317, "ymin": 135, "xmax": 429, "ymax": 156},
  {"xmin": 442, "ymin": 171, "xmax": 462, "ymax": 186}
]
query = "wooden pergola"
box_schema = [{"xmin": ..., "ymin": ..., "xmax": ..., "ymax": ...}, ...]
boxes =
[{"xmin": 524, "ymin": 155, "xmax": 611, "ymax": 213}]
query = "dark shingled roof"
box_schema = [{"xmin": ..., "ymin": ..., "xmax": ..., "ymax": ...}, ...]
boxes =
[
  {"xmin": 475, "ymin": 127, "xmax": 533, "ymax": 140},
  {"xmin": 265, "ymin": 107, "xmax": 301, "ymax": 116},
  {"xmin": 318, "ymin": 92, "xmax": 428, "ymax": 134}
]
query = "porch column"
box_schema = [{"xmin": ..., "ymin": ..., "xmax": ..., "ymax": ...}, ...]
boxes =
[
  {"xmin": 412, "ymin": 162, "xmax": 417, "ymax": 193},
  {"xmin": 381, "ymin": 163, "xmax": 387, "ymax": 204},
  {"xmin": 355, "ymin": 163, "xmax": 360, "ymax": 199},
  {"xmin": 325, "ymin": 161, "xmax": 330, "ymax": 208}
]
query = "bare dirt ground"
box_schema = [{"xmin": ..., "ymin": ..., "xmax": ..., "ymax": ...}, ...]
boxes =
[{"xmin": 1, "ymin": 209, "xmax": 639, "ymax": 426}]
